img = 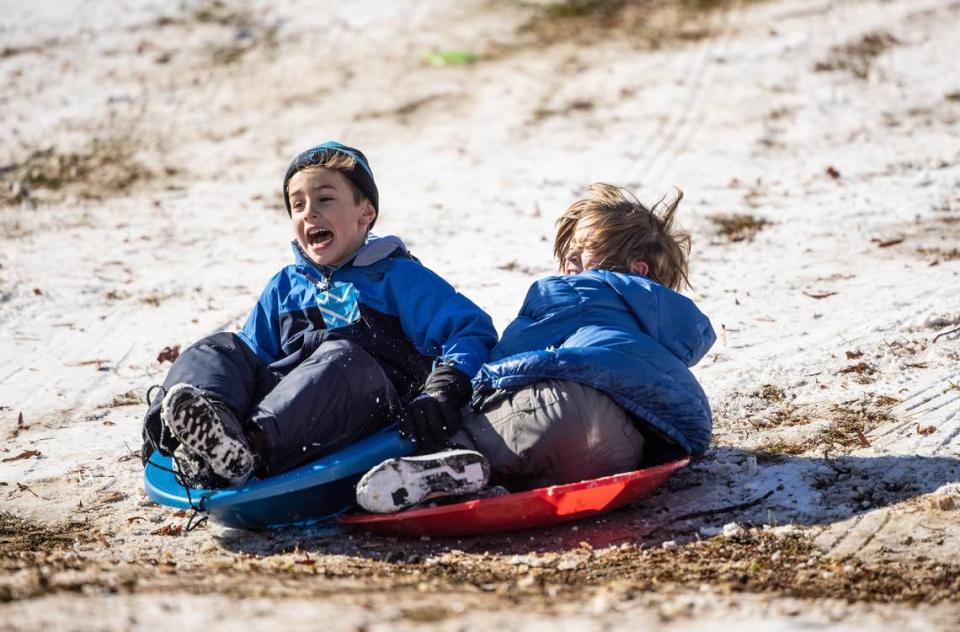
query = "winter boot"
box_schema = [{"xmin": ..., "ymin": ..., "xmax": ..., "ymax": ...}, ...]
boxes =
[{"xmin": 161, "ymin": 383, "xmax": 255, "ymax": 489}]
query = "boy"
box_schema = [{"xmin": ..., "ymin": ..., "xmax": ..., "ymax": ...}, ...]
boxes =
[
  {"xmin": 141, "ymin": 141, "xmax": 497, "ymax": 489},
  {"xmin": 356, "ymin": 184, "xmax": 716, "ymax": 512}
]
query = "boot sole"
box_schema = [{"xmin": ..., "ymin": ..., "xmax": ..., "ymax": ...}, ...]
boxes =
[
  {"xmin": 356, "ymin": 449, "xmax": 490, "ymax": 514},
  {"xmin": 161, "ymin": 383, "xmax": 254, "ymax": 485}
]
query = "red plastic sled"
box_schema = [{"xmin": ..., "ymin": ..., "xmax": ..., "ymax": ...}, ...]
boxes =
[{"xmin": 338, "ymin": 457, "xmax": 689, "ymax": 537}]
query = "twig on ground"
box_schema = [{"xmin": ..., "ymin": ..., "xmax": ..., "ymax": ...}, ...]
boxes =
[
  {"xmin": 1, "ymin": 449, "xmax": 42, "ymax": 462},
  {"xmin": 16, "ymin": 482, "xmax": 42, "ymax": 498},
  {"xmin": 116, "ymin": 450, "xmax": 140, "ymax": 463},
  {"xmin": 917, "ymin": 523, "xmax": 946, "ymax": 532},
  {"xmin": 647, "ymin": 490, "xmax": 777, "ymax": 537},
  {"xmin": 932, "ymin": 326, "xmax": 960, "ymax": 343},
  {"xmin": 668, "ymin": 490, "xmax": 775, "ymax": 523}
]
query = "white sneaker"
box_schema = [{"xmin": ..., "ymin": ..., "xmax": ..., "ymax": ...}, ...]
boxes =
[{"xmin": 356, "ymin": 449, "xmax": 491, "ymax": 513}]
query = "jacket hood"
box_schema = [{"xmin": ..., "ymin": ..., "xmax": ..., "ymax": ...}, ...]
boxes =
[{"xmin": 586, "ymin": 270, "xmax": 716, "ymax": 367}]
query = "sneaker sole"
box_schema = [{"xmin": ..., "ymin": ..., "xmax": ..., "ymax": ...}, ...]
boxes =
[
  {"xmin": 356, "ymin": 449, "xmax": 490, "ymax": 514},
  {"xmin": 161, "ymin": 383, "xmax": 253, "ymax": 485}
]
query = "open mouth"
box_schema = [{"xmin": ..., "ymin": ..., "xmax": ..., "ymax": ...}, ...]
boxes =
[{"xmin": 306, "ymin": 226, "xmax": 334, "ymax": 247}]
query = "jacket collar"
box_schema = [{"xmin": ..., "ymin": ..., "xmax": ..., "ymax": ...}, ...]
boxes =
[{"xmin": 290, "ymin": 234, "xmax": 412, "ymax": 277}]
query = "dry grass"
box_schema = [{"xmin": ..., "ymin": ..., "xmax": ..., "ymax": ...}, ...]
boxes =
[
  {"xmin": 533, "ymin": 99, "xmax": 596, "ymax": 120},
  {"xmin": 837, "ymin": 360, "xmax": 878, "ymax": 385},
  {"xmin": 197, "ymin": 1, "xmax": 278, "ymax": 66},
  {"xmin": 0, "ymin": 135, "xmax": 173, "ymax": 206},
  {"xmin": 520, "ymin": 0, "xmax": 757, "ymax": 48},
  {"xmin": 818, "ymin": 403, "xmax": 894, "ymax": 449},
  {"xmin": 917, "ymin": 245, "xmax": 960, "ymax": 263},
  {"xmin": 814, "ymin": 31, "xmax": 900, "ymax": 79},
  {"xmin": 755, "ymin": 384, "xmax": 785, "ymax": 402},
  {"xmin": 707, "ymin": 213, "xmax": 770, "ymax": 242},
  {"xmin": 151, "ymin": 0, "xmax": 278, "ymax": 66},
  {"xmin": 760, "ymin": 400, "xmax": 897, "ymax": 456},
  {"xmin": 103, "ymin": 391, "xmax": 142, "ymax": 408},
  {"xmin": 3, "ymin": 514, "xmax": 958, "ymax": 606},
  {"xmin": 357, "ymin": 94, "xmax": 455, "ymax": 124},
  {"xmin": 755, "ymin": 436, "xmax": 810, "ymax": 456},
  {"xmin": 753, "ymin": 389, "xmax": 899, "ymax": 455},
  {"xmin": 192, "ymin": 0, "xmax": 250, "ymax": 26},
  {"xmin": 0, "ymin": 512, "xmax": 86, "ymax": 556}
]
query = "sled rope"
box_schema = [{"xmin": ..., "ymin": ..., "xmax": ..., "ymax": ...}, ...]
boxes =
[{"xmin": 144, "ymin": 385, "xmax": 209, "ymax": 533}]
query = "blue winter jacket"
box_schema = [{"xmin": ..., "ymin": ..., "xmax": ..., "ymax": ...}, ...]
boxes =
[
  {"xmin": 472, "ymin": 270, "xmax": 716, "ymax": 455},
  {"xmin": 237, "ymin": 235, "xmax": 497, "ymax": 403}
]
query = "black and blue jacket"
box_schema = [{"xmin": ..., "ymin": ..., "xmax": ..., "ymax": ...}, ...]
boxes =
[{"xmin": 237, "ymin": 235, "xmax": 498, "ymax": 403}]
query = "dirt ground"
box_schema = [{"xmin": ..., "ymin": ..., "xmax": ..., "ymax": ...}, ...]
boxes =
[{"xmin": 2, "ymin": 0, "xmax": 960, "ymax": 629}]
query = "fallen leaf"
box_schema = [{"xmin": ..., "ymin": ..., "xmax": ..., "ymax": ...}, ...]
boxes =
[
  {"xmin": 803, "ymin": 290, "xmax": 838, "ymax": 299},
  {"xmin": 423, "ymin": 49, "xmax": 477, "ymax": 66},
  {"xmin": 68, "ymin": 358, "xmax": 109, "ymax": 370},
  {"xmin": 172, "ymin": 509, "xmax": 188, "ymax": 518},
  {"xmin": 9, "ymin": 411, "xmax": 28, "ymax": 439},
  {"xmin": 839, "ymin": 362, "xmax": 876, "ymax": 375},
  {"xmin": 32, "ymin": 287, "xmax": 42, "ymax": 296},
  {"xmin": 96, "ymin": 534, "xmax": 112, "ymax": 548},
  {"xmin": 100, "ymin": 491, "xmax": 127, "ymax": 504},
  {"xmin": 2, "ymin": 449, "xmax": 42, "ymax": 462},
  {"xmin": 826, "ymin": 166, "xmax": 841, "ymax": 179},
  {"xmin": 845, "ymin": 350, "xmax": 863, "ymax": 359},
  {"xmin": 151, "ymin": 523, "xmax": 183, "ymax": 536},
  {"xmin": 127, "ymin": 516, "xmax": 147, "ymax": 523},
  {"xmin": 157, "ymin": 345, "xmax": 181, "ymax": 364},
  {"xmin": 855, "ymin": 429, "xmax": 871, "ymax": 447},
  {"xmin": 917, "ymin": 424, "xmax": 937, "ymax": 435},
  {"xmin": 875, "ymin": 237, "xmax": 905, "ymax": 248}
]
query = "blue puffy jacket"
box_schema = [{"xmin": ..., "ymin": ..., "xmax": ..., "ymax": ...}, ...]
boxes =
[
  {"xmin": 238, "ymin": 235, "xmax": 497, "ymax": 403},
  {"xmin": 472, "ymin": 270, "xmax": 716, "ymax": 455}
]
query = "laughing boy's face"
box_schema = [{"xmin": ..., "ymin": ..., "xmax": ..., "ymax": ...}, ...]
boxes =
[{"xmin": 287, "ymin": 168, "xmax": 375, "ymax": 267}]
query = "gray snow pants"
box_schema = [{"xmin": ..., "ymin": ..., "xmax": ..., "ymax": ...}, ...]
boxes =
[
  {"xmin": 142, "ymin": 332, "xmax": 399, "ymax": 476},
  {"xmin": 452, "ymin": 380, "xmax": 645, "ymax": 490}
]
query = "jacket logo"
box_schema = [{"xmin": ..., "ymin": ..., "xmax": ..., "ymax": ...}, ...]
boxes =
[{"xmin": 316, "ymin": 281, "xmax": 361, "ymax": 329}]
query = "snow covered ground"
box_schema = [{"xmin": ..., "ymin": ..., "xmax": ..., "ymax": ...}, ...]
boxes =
[{"xmin": 1, "ymin": 0, "xmax": 959, "ymax": 629}]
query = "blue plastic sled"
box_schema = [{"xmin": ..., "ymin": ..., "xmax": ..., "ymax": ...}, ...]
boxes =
[{"xmin": 144, "ymin": 428, "xmax": 414, "ymax": 529}]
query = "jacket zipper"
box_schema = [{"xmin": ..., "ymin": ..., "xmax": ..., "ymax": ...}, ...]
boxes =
[{"xmin": 293, "ymin": 242, "xmax": 336, "ymax": 290}]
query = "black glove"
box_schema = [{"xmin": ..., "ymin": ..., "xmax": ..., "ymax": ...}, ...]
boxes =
[{"xmin": 400, "ymin": 365, "xmax": 473, "ymax": 452}]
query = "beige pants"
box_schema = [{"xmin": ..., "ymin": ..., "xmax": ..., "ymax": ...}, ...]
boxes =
[{"xmin": 452, "ymin": 380, "xmax": 645, "ymax": 490}]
